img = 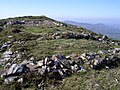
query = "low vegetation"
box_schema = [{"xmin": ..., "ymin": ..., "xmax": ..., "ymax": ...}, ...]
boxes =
[{"xmin": 0, "ymin": 16, "xmax": 120, "ymax": 90}]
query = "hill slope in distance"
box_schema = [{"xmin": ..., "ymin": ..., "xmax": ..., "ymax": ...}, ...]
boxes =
[{"xmin": 65, "ymin": 21, "xmax": 120, "ymax": 39}]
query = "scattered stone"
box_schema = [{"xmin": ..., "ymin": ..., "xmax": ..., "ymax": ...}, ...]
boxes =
[
  {"xmin": 0, "ymin": 42, "xmax": 12, "ymax": 51},
  {"xmin": 8, "ymin": 35, "xmax": 13, "ymax": 38},
  {"xmin": 38, "ymin": 68, "xmax": 47, "ymax": 75},
  {"xmin": 37, "ymin": 60, "xmax": 44, "ymax": 67},
  {"xmin": 1, "ymin": 47, "xmax": 120, "ymax": 84},
  {"xmin": 113, "ymin": 48, "xmax": 120, "ymax": 54},
  {"xmin": 4, "ymin": 63, "xmax": 11, "ymax": 69},
  {"xmin": 71, "ymin": 64, "xmax": 79, "ymax": 72},
  {"xmin": 102, "ymin": 35, "xmax": 108, "ymax": 40},
  {"xmin": 1, "ymin": 49, "xmax": 13, "ymax": 63},
  {"xmin": 17, "ymin": 78, "xmax": 23, "ymax": 83},
  {"xmin": 4, "ymin": 76, "xmax": 18, "ymax": 84}
]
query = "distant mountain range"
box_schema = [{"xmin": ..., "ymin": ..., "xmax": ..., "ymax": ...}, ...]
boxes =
[{"xmin": 65, "ymin": 21, "xmax": 120, "ymax": 39}]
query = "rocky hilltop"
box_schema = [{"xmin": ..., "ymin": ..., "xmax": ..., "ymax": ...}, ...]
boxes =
[
  {"xmin": 0, "ymin": 16, "xmax": 65, "ymax": 27},
  {"xmin": 0, "ymin": 16, "xmax": 120, "ymax": 90}
]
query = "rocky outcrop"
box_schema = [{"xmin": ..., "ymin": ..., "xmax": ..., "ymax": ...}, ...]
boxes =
[
  {"xmin": 2, "ymin": 19, "xmax": 67, "ymax": 27},
  {"xmin": 1, "ymin": 47, "xmax": 120, "ymax": 85},
  {"xmin": 0, "ymin": 47, "xmax": 27, "ymax": 68},
  {"xmin": 39, "ymin": 32, "xmax": 120, "ymax": 46},
  {"xmin": 1, "ymin": 54, "xmax": 85, "ymax": 84},
  {"xmin": 80, "ymin": 48, "xmax": 120, "ymax": 70}
]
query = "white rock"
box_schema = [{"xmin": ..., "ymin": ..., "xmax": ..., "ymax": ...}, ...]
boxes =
[
  {"xmin": 58, "ymin": 70, "xmax": 64, "ymax": 76},
  {"xmin": 4, "ymin": 76, "xmax": 18, "ymax": 84},
  {"xmin": 93, "ymin": 59, "xmax": 99, "ymax": 66},
  {"xmin": 80, "ymin": 66, "xmax": 86, "ymax": 72},
  {"xmin": 4, "ymin": 63, "xmax": 11, "ymax": 69},
  {"xmin": 37, "ymin": 60, "xmax": 44, "ymax": 67},
  {"xmin": 17, "ymin": 78, "xmax": 23, "ymax": 83},
  {"xmin": 7, "ymin": 64, "xmax": 18, "ymax": 75},
  {"xmin": 113, "ymin": 48, "xmax": 120, "ymax": 54},
  {"xmin": 3, "ymin": 50, "xmax": 13, "ymax": 57},
  {"xmin": 71, "ymin": 64, "xmax": 79, "ymax": 72},
  {"xmin": 44, "ymin": 57, "xmax": 48, "ymax": 65},
  {"xmin": 80, "ymin": 53, "xmax": 86, "ymax": 60},
  {"xmin": 30, "ymin": 57, "xmax": 34, "ymax": 61},
  {"xmin": 8, "ymin": 36, "xmax": 13, "ymax": 38}
]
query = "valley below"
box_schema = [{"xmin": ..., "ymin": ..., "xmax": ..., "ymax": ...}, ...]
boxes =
[{"xmin": 65, "ymin": 21, "xmax": 120, "ymax": 40}]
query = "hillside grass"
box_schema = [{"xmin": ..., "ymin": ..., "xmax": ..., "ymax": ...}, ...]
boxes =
[
  {"xmin": 11, "ymin": 39, "xmax": 114, "ymax": 60},
  {"xmin": 47, "ymin": 67, "xmax": 120, "ymax": 90},
  {"xmin": 0, "ymin": 17, "xmax": 120, "ymax": 90}
]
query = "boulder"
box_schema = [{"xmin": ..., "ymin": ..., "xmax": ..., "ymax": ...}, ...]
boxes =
[
  {"xmin": 2, "ymin": 49, "xmax": 13, "ymax": 58},
  {"xmin": 80, "ymin": 53, "xmax": 87, "ymax": 60},
  {"xmin": 46, "ymin": 60, "xmax": 54, "ymax": 67},
  {"xmin": 52, "ymin": 54, "xmax": 66, "ymax": 61},
  {"xmin": 102, "ymin": 35, "xmax": 108, "ymax": 40},
  {"xmin": 66, "ymin": 55, "xmax": 71, "ymax": 60},
  {"xmin": 7, "ymin": 64, "xmax": 18, "ymax": 75},
  {"xmin": 98, "ymin": 50, "xmax": 108, "ymax": 54},
  {"xmin": 37, "ymin": 60, "xmax": 44, "ymax": 67},
  {"xmin": 5, "ymin": 64, "xmax": 29, "ymax": 77},
  {"xmin": 0, "ymin": 49, "xmax": 13, "ymax": 63},
  {"xmin": 4, "ymin": 63, "xmax": 11, "ymax": 69},
  {"xmin": 79, "ymin": 66, "xmax": 86, "ymax": 72},
  {"xmin": 71, "ymin": 64, "xmax": 79, "ymax": 72},
  {"xmin": 38, "ymin": 67, "xmax": 47, "ymax": 75},
  {"xmin": 17, "ymin": 78, "xmax": 23, "ymax": 83},
  {"xmin": 113, "ymin": 48, "xmax": 120, "ymax": 54},
  {"xmin": 27, "ymin": 63, "xmax": 37, "ymax": 71},
  {"xmin": 13, "ymin": 65, "xmax": 28, "ymax": 74},
  {"xmin": 30, "ymin": 57, "xmax": 34, "ymax": 61},
  {"xmin": 8, "ymin": 36, "xmax": 13, "ymax": 38},
  {"xmin": 0, "ymin": 41, "xmax": 12, "ymax": 51},
  {"xmin": 20, "ymin": 60, "xmax": 32, "ymax": 65},
  {"xmin": 4, "ymin": 76, "xmax": 18, "ymax": 84},
  {"xmin": 52, "ymin": 54, "xmax": 69, "ymax": 68}
]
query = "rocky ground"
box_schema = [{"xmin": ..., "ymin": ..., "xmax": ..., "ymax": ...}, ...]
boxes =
[{"xmin": 0, "ymin": 16, "xmax": 120, "ymax": 90}]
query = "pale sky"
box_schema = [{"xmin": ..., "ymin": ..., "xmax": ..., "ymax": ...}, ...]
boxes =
[{"xmin": 0, "ymin": 0, "xmax": 120, "ymax": 24}]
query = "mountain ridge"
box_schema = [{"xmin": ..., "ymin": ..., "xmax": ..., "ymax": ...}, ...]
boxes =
[{"xmin": 65, "ymin": 21, "xmax": 120, "ymax": 39}]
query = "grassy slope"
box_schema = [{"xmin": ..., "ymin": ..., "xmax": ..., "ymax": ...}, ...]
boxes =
[
  {"xmin": 48, "ymin": 68, "xmax": 120, "ymax": 90},
  {"xmin": 0, "ymin": 16, "xmax": 120, "ymax": 90},
  {"xmin": 13, "ymin": 39, "xmax": 113, "ymax": 60}
]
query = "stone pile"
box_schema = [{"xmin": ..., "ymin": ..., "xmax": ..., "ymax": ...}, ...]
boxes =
[
  {"xmin": 0, "ymin": 41, "xmax": 12, "ymax": 51},
  {"xmin": 1, "ymin": 18, "xmax": 120, "ymax": 46},
  {"xmin": 1, "ymin": 54, "xmax": 85, "ymax": 84},
  {"xmin": 0, "ymin": 48, "xmax": 26, "ymax": 68},
  {"xmin": 39, "ymin": 32, "xmax": 119, "ymax": 46},
  {"xmin": 80, "ymin": 48, "xmax": 120, "ymax": 70},
  {"xmin": 0, "ymin": 47, "xmax": 120, "ymax": 88},
  {"xmin": 3, "ymin": 19, "xmax": 67, "ymax": 27}
]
